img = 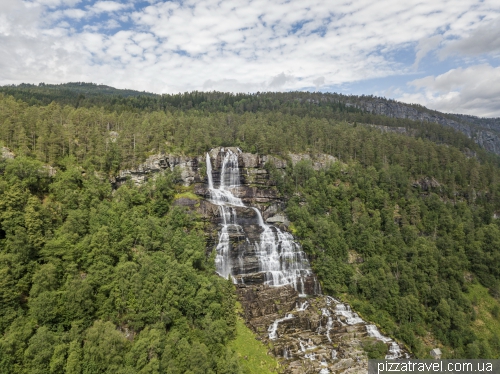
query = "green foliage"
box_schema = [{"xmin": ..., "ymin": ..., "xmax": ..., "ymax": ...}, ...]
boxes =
[
  {"xmin": 280, "ymin": 149, "xmax": 500, "ymax": 357},
  {"xmin": 2, "ymin": 86, "xmax": 500, "ymax": 366},
  {"xmin": 362, "ymin": 339, "xmax": 388, "ymax": 359},
  {"xmin": 0, "ymin": 91, "xmax": 497, "ymax": 173},
  {"xmin": 0, "ymin": 164, "xmax": 241, "ymax": 373}
]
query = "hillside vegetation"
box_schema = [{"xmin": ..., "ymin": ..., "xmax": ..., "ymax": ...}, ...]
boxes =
[
  {"xmin": 275, "ymin": 156, "xmax": 500, "ymax": 357},
  {"xmin": 0, "ymin": 158, "xmax": 244, "ymax": 373},
  {"xmin": 0, "ymin": 86, "xmax": 500, "ymax": 369}
]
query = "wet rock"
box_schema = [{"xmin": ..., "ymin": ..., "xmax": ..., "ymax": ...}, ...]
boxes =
[
  {"xmin": 237, "ymin": 185, "xmax": 280, "ymax": 204},
  {"xmin": 236, "ymin": 286, "xmax": 410, "ymax": 373}
]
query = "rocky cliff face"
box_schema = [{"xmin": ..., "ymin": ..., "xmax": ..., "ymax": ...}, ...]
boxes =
[
  {"xmin": 1, "ymin": 147, "xmax": 15, "ymax": 160},
  {"xmin": 349, "ymin": 98, "xmax": 500, "ymax": 155},
  {"xmin": 113, "ymin": 153, "xmax": 203, "ymax": 187},
  {"xmin": 198, "ymin": 147, "xmax": 408, "ymax": 373},
  {"xmin": 114, "ymin": 148, "xmax": 335, "ymax": 190}
]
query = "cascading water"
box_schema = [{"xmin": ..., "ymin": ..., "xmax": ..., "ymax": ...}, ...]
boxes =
[
  {"xmin": 207, "ymin": 149, "xmax": 316, "ymax": 294},
  {"xmin": 268, "ymin": 314, "xmax": 294, "ymax": 340},
  {"xmin": 325, "ymin": 316, "xmax": 333, "ymax": 342},
  {"xmin": 335, "ymin": 304, "xmax": 364, "ymax": 325},
  {"xmin": 386, "ymin": 342, "xmax": 403, "ymax": 359},
  {"xmin": 297, "ymin": 301, "xmax": 309, "ymax": 311},
  {"xmin": 366, "ymin": 325, "xmax": 392, "ymax": 343}
]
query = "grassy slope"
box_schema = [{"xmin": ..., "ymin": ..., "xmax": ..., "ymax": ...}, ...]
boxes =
[
  {"xmin": 466, "ymin": 283, "xmax": 500, "ymax": 357},
  {"xmin": 229, "ymin": 303, "xmax": 279, "ymax": 374}
]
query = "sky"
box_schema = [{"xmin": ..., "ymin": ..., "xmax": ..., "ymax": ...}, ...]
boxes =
[{"xmin": 1, "ymin": 0, "xmax": 500, "ymax": 117}]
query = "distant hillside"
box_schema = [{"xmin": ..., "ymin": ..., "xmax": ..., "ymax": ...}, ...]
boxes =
[
  {"xmin": 340, "ymin": 97, "xmax": 500, "ymax": 155},
  {"xmin": 456, "ymin": 114, "xmax": 500, "ymax": 132},
  {"xmin": 0, "ymin": 82, "xmax": 156, "ymax": 107},
  {"xmin": 10, "ymin": 82, "xmax": 156, "ymax": 97},
  {"xmin": 1, "ymin": 82, "xmax": 500, "ymax": 155}
]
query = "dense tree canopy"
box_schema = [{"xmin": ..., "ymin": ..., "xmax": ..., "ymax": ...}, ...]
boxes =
[
  {"xmin": 271, "ymin": 146, "xmax": 500, "ymax": 357},
  {"xmin": 0, "ymin": 157, "xmax": 239, "ymax": 373}
]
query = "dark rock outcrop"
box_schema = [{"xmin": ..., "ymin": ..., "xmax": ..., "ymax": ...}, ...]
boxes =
[{"xmin": 412, "ymin": 177, "xmax": 440, "ymax": 191}]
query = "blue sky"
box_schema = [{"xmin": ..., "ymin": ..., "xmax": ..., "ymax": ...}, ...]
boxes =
[{"xmin": 1, "ymin": 0, "xmax": 500, "ymax": 117}]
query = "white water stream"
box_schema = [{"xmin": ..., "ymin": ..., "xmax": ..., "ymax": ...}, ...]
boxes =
[
  {"xmin": 207, "ymin": 149, "xmax": 315, "ymax": 294},
  {"xmin": 268, "ymin": 314, "xmax": 294, "ymax": 340}
]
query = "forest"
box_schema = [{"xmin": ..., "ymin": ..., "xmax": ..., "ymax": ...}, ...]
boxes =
[
  {"xmin": 0, "ymin": 85, "xmax": 500, "ymax": 372},
  {"xmin": 0, "ymin": 156, "xmax": 240, "ymax": 373}
]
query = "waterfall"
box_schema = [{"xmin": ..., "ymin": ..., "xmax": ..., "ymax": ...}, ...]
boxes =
[
  {"xmin": 326, "ymin": 316, "xmax": 333, "ymax": 342},
  {"xmin": 207, "ymin": 149, "xmax": 316, "ymax": 294},
  {"xmin": 283, "ymin": 348, "xmax": 289, "ymax": 359},
  {"xmin": 304, "ymin": 353, "xmax": 316, "ymax": 361},
  {"xmin": 206, "ymin": 153, "xmax": 214, "ymax": 190},
  {"xmin": 296, "ymin": 301, "xmax": 309, "ymax": 311},
  {"xmin": 268, "ymin": 314, "xmax": 294, "ymax": 340},
  {"xmin": 299, "ymin": 340, "xmax": 306, "ymax": 352},
  {"xmin": 366, "ymin": 325, "xmax": 392, "ymax": 343},
  {"xmin": 335, "ymin": 304, "xmax": 364, "ymax": 325},
  {"xmin": 385, "ymin": 342, "xmax": 403, "ymax": 359},
  {"xmin": 206, "ymin": 149, "xmax": 409, "ymax": 368}
]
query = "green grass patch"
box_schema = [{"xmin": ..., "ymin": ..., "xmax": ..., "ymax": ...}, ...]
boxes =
[
  {"xmin": 465, "ymin": 282, "xmax": 500, "ymax": 356},
  {"xmin": 173, "ymin": 191, "xmax": 201, "ymax": 201},
  {"xmin": 229, "ymin": 313, "xmax": 279, "ymax": 373}
]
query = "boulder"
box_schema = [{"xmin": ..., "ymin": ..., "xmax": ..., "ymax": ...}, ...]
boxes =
[
  {"xmin": 1, "ymin": 147, "xmax": 14, "ymax": 160},
  {"xmin": 266, "ymin": 214, "xmax": 290, "ymax": 226}
]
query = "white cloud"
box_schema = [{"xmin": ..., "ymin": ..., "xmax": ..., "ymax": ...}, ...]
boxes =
[
  {"xmin": 0, "ymin": 0, "xmax": 500, "ymax": 116},
  {"xmin": 104, "ymin": 19, "xmax": 120, "ymax": 29},
  {"xmin": 413, "ymin": 35, "xmax": 442, "ymax": 68},
  {"xmin": 313, "ymin": 76, "xmax": 325, "ymax": 90},
  {"xmin": 440, "ymin": 17, "xmax": 500, "ymax": 58},
  {"xmin": 269, "ymin": 73, "xmax": 294, "ymax": 88},
  {"xmin": 89, "ymin": 1, "xmax": 131, "ymax": 14},
  {"xmin": 59, "ymin": 8, "xmax": 87, "ymax": 19},
  {"xmin": 400, "ymin": 64, "xmax": 500, "ymax": 117},
  {"xmin": 26, "ymin": 0, "xmax": 81, "ymax": 9}
]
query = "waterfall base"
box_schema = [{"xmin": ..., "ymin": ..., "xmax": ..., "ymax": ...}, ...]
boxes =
[{"xmin": 236, "ymin": 284, "xmax": 409, "ymax": 374}]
